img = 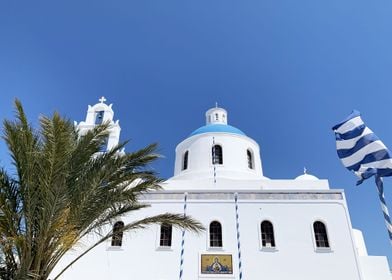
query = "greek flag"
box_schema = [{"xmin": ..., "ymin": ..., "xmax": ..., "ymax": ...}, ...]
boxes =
[
  {"xmin": 333, "ymin": 110, "xmax": 392, "ymax": 243},
  {"xmin": 332, "ymin": 110, "xmax": 392, "ymax": 184}
]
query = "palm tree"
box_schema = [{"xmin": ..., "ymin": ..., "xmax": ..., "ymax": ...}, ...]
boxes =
[{"xmin": 0, "ymin": 100, "xmax": 203, "ymax": 280}]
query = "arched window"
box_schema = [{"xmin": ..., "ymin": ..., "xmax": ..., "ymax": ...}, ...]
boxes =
[
  {"xmin": 313, "ymin": 221, "xmax": 329, "ymax": 248},
  {"xmin": 111, "ymin": 221, "xmax": 124, "ymax": 247},
  {"xmin": 261, "ymin": 221, "xmax": 275, "ymax": 248},
  {"xmin": 182, "ymin": 151, "xmax": 189, "ymax": 170},
  {"xmin": 247, "ymin": 149, "xmax": 253, "ymax": 169},
  {"xmin": 159, "ymin": 223, "xmax": 172, "ymax": 247},
  {"xmin": 95, "ymin": 110, "xmax": 104, "ymax": 124},
  {"xmin": 212, "ymin": 145, "xmax": 223, "ymax": 165},
  {"xmin": 209, "ymin": 221, "xmax": 223, "ymax": 247}
]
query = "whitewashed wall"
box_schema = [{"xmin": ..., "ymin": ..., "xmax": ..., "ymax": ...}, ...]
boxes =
[{"xmin": 51, "ymin": 189, "xmax": 392, "ymax": 280}]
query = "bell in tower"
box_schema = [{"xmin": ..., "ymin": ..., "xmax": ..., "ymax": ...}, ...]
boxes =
[{"xmin": 75, "ymin": 97, "xmax": 121, "ymax": 152}]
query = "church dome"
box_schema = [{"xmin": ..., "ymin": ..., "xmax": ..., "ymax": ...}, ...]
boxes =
[{"xmin": 172, "ymin": 106, "xmax": 264, "ymax": 182}]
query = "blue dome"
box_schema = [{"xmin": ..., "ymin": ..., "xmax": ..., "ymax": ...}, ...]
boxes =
[{"xmin": 190, "ymin": 124, "xmax": 246, "ymax": 136}]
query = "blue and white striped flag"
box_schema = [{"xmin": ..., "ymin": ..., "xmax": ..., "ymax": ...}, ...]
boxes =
[
  {"xmin": 332, "ymin": 110, "xmax": 392, "ymax": 184},
  {"xmin": 332, "ymin": 110, "xmax": 392, "ymax": 243}
]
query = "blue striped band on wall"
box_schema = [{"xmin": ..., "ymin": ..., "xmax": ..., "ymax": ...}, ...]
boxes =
[
  {"xmin": 213, "ymin": 137, "xmax": 217, "ymax": 184},
  {"xmin": 179, "ymin": 192, "xmax": 188, "ymax": 280},
  {"xmin": 234, "ymin": 193, "xmax": 243, "ymax": 280}
]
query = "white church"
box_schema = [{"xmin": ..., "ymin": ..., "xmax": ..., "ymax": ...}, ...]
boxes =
[{"xmin": 52, "ymin": 98, "xmax": 392, "ymax": 280}]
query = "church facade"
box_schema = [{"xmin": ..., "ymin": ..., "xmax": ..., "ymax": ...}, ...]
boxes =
[{"xmin": 52, "ymin": 98, "xmax": 392, "ymax": 280}]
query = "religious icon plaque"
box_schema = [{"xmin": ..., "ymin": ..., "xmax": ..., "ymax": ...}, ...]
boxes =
[{"xmin": 200, "ymin": 254, "xmax": 233, "ymax": 274}]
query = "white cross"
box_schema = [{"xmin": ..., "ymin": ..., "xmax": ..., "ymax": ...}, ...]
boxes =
[
  {"xmin": 215, "ymin": 102, "xmax": 218, "ymax": 108},
  {"xmin": 303, "ymin": 167, "xmax": 307, "ymax": 174},
  {"xmin": 99, "ymin": 96, "xmax": 107, "ymax": 103}
]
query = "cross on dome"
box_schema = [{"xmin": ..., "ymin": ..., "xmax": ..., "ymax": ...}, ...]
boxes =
[{"xmin": 99, "ymin": 96, "xmax": 107, "ymax": 104}]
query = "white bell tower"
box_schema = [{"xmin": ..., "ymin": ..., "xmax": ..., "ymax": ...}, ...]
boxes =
[{"xmin": 75, "ymin": 97, "xmax": 121, "ymax": 152}]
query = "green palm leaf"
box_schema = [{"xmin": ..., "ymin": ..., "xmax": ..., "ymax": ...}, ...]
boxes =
[{"xmin": 0, "ymin": 100, "xmax": 204, "ymax": 280}]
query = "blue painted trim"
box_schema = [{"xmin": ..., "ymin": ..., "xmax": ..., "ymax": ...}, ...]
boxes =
[{"xmin": 190, "ymin": 124, "xmax": 246, "ymax": 136}]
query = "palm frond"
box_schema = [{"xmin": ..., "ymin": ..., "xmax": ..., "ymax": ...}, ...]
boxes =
[{"xmin": 0, "ymin": 100, "xmax": 204, "ymax": 280}]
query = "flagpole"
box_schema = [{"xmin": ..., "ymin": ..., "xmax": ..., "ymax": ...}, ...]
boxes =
[{"xmin": 375, "ymin": 176, "xmax": 392, "ymax": 244}]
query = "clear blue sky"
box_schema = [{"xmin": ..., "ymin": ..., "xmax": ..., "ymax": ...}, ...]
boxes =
[{"xmin": 1, "ymin": 0, "xmax": 392, "ymax": 263}]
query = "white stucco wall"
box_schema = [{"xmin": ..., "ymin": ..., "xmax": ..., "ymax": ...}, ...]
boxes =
[
  {"xmin": 359, "ymin": 256, "xmax": 392, "ymax": 280},
  {"xmin": 353, "ymin": 229, "xmax": 368, "ymax": 257},
  {"xmin": 52, "ymin": 189, "xmax": 378, "ymax": 280}
]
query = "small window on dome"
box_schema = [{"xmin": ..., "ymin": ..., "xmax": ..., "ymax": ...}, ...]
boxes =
[
  {"xmin": 215, "ymin": 113, "xmax": 219, "ymax": 121},
  {"xmin": 182, "ymin": 151, "xmax": 189, "ymax": 170},
  {"xmin": 212, "ymin": 145, "xmax": 223, "ymax": 165},
  {"xmin": 247, "ymin": 149, "xmax": 253, "ymax": 169}
]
